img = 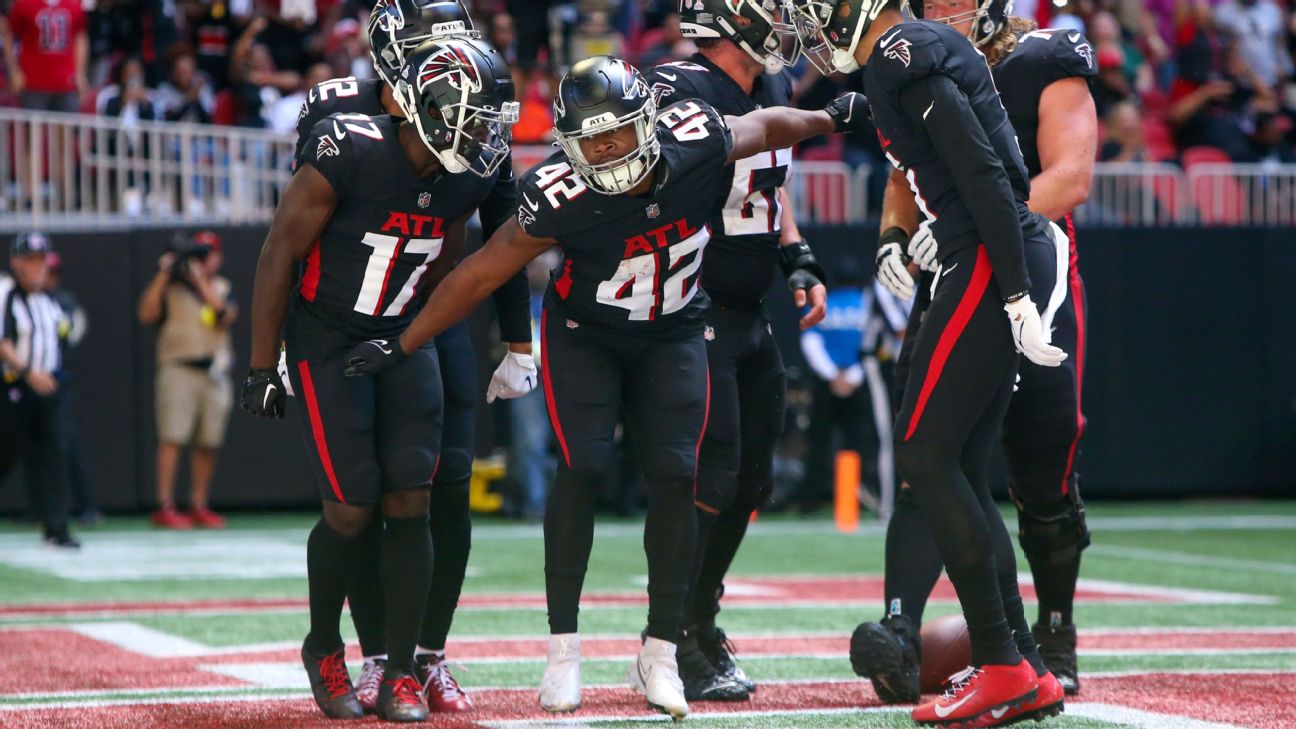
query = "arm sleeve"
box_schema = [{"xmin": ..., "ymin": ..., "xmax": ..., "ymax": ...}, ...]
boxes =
[
  {"xmin": 481, "ymin": 156, "xmax": 532, "ymax": 343},
  {"xmin": 898, "ymin": 74, "xmax": 1030, "ymax": 298},
  {"xmin": 800, "ymin": 330, "xmax": 839, "ymax": 381}
]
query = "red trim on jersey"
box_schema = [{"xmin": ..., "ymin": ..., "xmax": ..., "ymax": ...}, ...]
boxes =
[
  {"xmin": 1060, "ymin": 219, "xmax": 1086, "ymax": 496},
  {"xmin": 554, "ymin": 258, "xmax": 573, "ymax": 300},
  {"xmin": 692, "ymin": 359, "xmax": 712, "ymax": 496},
  {"xmin": 301, "ymin": 241, "xmax": 322, "ymax": 302},
  {"xmin": 372, "ymin": 237, "xmax": 406, "ymax": 316},
  {"xmin": 298, "ymin": 361, "xmax": 345, "ymax": 503},
  {"xmin": 904, "ymin": 245, "xmax": 993, "ymax": 442},
  {"xmin": 540, "ymin": 311, "xmax": 572, "ymax": 468}
]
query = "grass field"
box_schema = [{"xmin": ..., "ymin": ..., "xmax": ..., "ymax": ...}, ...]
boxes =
[{"xmin": 2, "ymin": 500, "xmax": 1295, "ymax": 728}]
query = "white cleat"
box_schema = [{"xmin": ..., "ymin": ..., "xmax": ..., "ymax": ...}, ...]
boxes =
[
  {"xmin": 539, "ymin": 633, "xmax": 582, "ymax": 713},
  {"xmin": 628, "ymin": 636, "xmax": 689, "ymax": 721}
]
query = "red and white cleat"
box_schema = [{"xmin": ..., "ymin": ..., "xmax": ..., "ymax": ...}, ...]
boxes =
[
  {"xmin": 354, "ymin": 658, "xmax": 385, "ymax": 713},
  {"xmin": 912, "ymin": 659, "xmax": 1038, "ymax": 728},
  {"xmin": 418, "ymin": 653, "xmax": 474, "ymax": 713},
  {"xmin": 994, "ymin": 669, "xmax": 1065, "ymax": 724}
]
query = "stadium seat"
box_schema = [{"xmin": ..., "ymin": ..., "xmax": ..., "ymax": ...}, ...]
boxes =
[{"xmin": 1183, "ymin": 146, "xmax": 1245, "ymax": 225}]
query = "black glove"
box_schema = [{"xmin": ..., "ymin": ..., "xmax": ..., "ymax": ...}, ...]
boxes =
[
  {"xmin": 779, "ymin": 240, "xmax": 827, "ymax": 295},
  {"xmin": 343, "ymin": 338, "xmax": 409, "ymax": 377},
  {"xmin": 241, "ymin": 368, "xmax": 286, "ymax": 418},
  {"xmin": 824, "ymin": 92, "xmax": 872, "ymax": 134}
]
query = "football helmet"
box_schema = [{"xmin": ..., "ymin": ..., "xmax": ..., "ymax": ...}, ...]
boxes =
[
  {"xmin": 678, "ymin": 0, "xmax": 801, "ymax": 74},
  {"xmin": 909, "ymin": 0, "xmax": 1011, "ymax": 47},
  {"xmin": 368, "ymin": 0, "xmax": 481, "ymax": 89},
  {"xmin": 552, "ymin": 56, "xmax": 659, "ymax": 195}
]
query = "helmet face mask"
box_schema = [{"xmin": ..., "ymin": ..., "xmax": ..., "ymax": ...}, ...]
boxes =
[
  {"xmin": 679, "ymin": 0, "xmax": 802, "ymax": 74},
  {"xmin": 909, "ymin": 0, "xmax": 1011, "ymax": 47},
  {"xmin": 368, "ymin": 0, "xmax": 482, "ymax": 89},
  {"xmin": 398, "ymin": 39, "xmax": 520, "ymax": 177},
  {"xmin": 552, "ymin": 56, "xmax": 661, "ymax": 195}
]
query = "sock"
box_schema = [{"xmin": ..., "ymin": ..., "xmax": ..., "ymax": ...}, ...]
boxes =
[
  {"xmin": 1029, "ymin": 552, "xmax": 1082, "ymax": 627},
  {"xmin": 347, "ymin": 516, "xmax": 386, "ymax": 658},
  {"xmin": 644, "ymin": 478, "xmax": 697, "ymax": 642},
  {"xmin": 882, "ymin": 487, "xmax": 944, "ymax": 624},
  {"xmin": 690, "ymin": 503, "xmax": 754, "ymax": 634},
  {"xmin": 544, "ymin": 465, "xmax": 598, "ymax": 634},
  {"xmin": 420, "ymin": 476, "xmax": 472, "ymax": 650},
  {"xmin": 306, "ymin": 518, "xmax": 361, "ymax": 654},
  {"xmin": 683, "ymin": 507, "xmax": 720, "ymax": 632},
  {"xmin": 381, "ymin": 514, "xmax": 433, "ymax": 675}
]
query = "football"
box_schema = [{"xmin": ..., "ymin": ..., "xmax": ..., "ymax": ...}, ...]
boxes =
[{"xmin": 919, "ymin": 614, "xmax": 972, "ymax": 693}]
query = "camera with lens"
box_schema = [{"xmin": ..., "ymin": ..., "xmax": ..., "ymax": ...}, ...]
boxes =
[{"xmin": 167, "ymin": 233, "xmax": 213, "ymax": 279}]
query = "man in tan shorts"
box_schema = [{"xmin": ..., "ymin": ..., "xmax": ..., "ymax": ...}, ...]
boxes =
[{"xmin": 137, "ymin": 231, "xmax": 237, "ymax": 529}]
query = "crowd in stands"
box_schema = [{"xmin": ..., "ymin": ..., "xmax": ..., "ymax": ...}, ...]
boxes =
[{"xmin": 3, "ymin": 0, "xmax": 1296, "ymax": 169}]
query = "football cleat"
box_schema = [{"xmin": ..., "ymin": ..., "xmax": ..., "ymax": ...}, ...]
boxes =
[
  {"xmin": 150, "ymin": 507, "xmax": 193, "ymax": 530},
  {"xmin": 995, "ymin": 670, "xmax": 1065, "ymax": 724},
  {"xmin": 850, "ymin": 615, "xmax": 922, "ymax": 704},
  {"xmin": 677, "ymin": 631, "xmax": 749, "ymax": 702},
  {"xmin": 1032, "ymin": 622, "xmax": 1079, "ymax": 695},
  {"xmin": 355, "ymin": 658, "xmax": 385, "ymax": 713},
  {"xmin": 695, "ymin": 625, "xmax": 756, "ymax": 693},
  {"xmin": 912, "ymin": 660, "xmax": 1038, "ymax": 727},
  {"xmin": 539, "ymin": 633, "xmax": 582, "ymax": 713},
  {"xmin": 417, "ymin": 653, "xmax": 474, "ymax": 712},
  {"xmin": 376, "ymin": 670, "xmax": 428, "ymax": 722},
  {"xmin": 189, "ymin": 507, "xmax": 227, "ymax": 529},
  {"xmin": 628, "ymin": 636, "xmax": 689, "ymax": 720},
  {"xmin": 300, "ymin": 642, "xmax": 363, "ymax": 719}
]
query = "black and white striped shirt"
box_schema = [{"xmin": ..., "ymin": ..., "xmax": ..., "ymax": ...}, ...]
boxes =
[{"xmin": 1, "ymin": 275, "xmax": 64, "ymax": 378}]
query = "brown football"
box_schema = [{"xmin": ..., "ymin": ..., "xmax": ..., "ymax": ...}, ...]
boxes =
[{"xmin": 919, "ymin": 614, "xmax": 972, "ymax": 693}]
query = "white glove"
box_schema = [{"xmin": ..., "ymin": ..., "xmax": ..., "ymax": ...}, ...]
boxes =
[
  {"xmin": 1004, "ymin": 295, "xmax": 1067, "ymax": 367},
  {"xmin": 907, "ymin": 220, "xmax": 939, "ymax": 272},
  {"xmin": 875, "ymin": 242, "xmax": 915, "ymax": 300},
  {"xmin": 277, "ymin": 348, "xmax": 294, "ymax": 397},
  {"xmin": 486, "ymin": 351, "xmax": 538, "ymax": 403}
]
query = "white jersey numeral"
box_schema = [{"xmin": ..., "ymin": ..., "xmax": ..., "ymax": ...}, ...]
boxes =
[
  {"xmin": 595, "ymin": 225, "xmax": 710, "ymax": 320},
  {"xmin": 354, "ymin": 233, "xmax": 445, "ymax": 316},
  {"xmin": 723, "ymin": 147, "xmax": 793, "ymax": 236}
]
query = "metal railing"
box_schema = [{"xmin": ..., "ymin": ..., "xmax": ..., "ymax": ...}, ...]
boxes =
[{"xmin": 6, "ymin": 110, "xmax": 1296, "ymax": 232}]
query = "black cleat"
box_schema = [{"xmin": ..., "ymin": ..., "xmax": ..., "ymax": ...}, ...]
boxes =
[
  {"xmin": 696, "ymin": 626, "xmax": 756, "ymax": 693},
  {"xmin": 377, "ymin": 669, "xmax": 429, "ymax": 722},
  {"xmin": 43, "ymin": 531, "xmax": 81, "ymax": 549},
  {"xmin": 301, "ymin": 642, "xmax": 363, "ymax": 719},
  {"xmin": 850, "ymin": 615, "xmax": 922, "ymax": 704},
  {"xmin": 1033, "ymin": 621, "xmax": 1080, "ymax": 695},
  {"xmin": 677, "ymin": 631, "xmax": 749, "ymax": 702}
]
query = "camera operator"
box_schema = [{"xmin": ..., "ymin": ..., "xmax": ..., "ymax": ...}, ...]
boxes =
[
  {"xmin": 1, "ymin": 232, "xmax": 77, "ymax": 548},
  {"xmin": 137, "ymin": 231, "xmax": 237, "ymax": 529}
]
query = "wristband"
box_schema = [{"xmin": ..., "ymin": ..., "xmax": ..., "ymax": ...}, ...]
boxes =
[{"xmin": 878, "ymin": 227, "xmax": 909, "ymax": 250}]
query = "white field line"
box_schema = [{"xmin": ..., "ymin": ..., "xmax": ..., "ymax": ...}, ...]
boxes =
[{"xmin": 1087, "ymin": 544, "xmax": 1296, "ymax": 576}]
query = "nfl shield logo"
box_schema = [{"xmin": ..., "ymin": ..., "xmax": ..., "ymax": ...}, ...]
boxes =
[
  {"xmin": 646, "ymin": 203, "xmax": 660, "ymax": 219},
  {"xmin": 418, "ymin": 192, "xmax": 432, "ymax": 208}
]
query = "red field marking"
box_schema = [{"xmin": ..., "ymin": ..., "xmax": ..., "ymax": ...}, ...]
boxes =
[
  {"xmin": 1084, "ymin": 672, "xmax": 1296, "ymax": 729},
  {"xmin": 0, "ymin": 576, "xmax": 1205, "ymax": 620}
]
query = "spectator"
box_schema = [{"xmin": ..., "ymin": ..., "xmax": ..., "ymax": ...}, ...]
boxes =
[
  {"xmin": 3, "ymin": 0, "xmax": 88, "ymax": 111},
  {"xmin": 488, "ymin": 11, "xmax": 518, "ymax": 67},
  {"xmin": 155, "ymin": 46, "xmax": 215, "ymax": 123},
  {"xmin": 43, "ymin": 252, "xmax": 97, "ymax": 526},
  {"xmin": 1101, "ymin": 99, "xmax": 1151, "ymax": 161},
  {"xmin": 322, "ymin": 17, "xmax": 370, "ymax": 80},
  {"xmin": 98, "ymin": 56, "xmax": 157, "ymax": 213},
  {"xmin": 136, "ymin": 231, "xmax": 237, "ymax": 530},
  {"xmin": 0, "ymin": 233, "xmax": 77, "ymax": 549},
  {"xmin": 1251, "ymin": 110, "xmax": 1296, "ymax": 162},
  {"xmin": 637, "ymin": 12, "xmax": 695, "ymax": 67},
  {"xmin": 267, "ymin": 62, "xmax": 330, "ymax": 134},
  {"xmin": 228, "ymin": 18, "xmax": 302, "ymax": 127},
  {"xmin": 1214, "ymin": 0, "xmax": 1292, "ymax": 89},
  {"xmin": 188, "ymin": 0, "xmax": 241, "ymax": 91},
  {"xmin": 1093, "ymin": 47, "xmax": 1134, "ymax": 117}
]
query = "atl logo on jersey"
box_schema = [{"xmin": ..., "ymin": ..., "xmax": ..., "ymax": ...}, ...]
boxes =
[{"xmin": 623, "ymin": 218, "xmax": 699, "ymax": 259}]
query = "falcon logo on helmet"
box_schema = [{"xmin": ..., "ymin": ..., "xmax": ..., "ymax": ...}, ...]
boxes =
[
  {"xmin": 418, "ymin": 46, "xmax": 483, "ymax": 93},
  {"xmin": 368, "ymin": 0, "xmax": 481, "ymax": 90},
  {"xmin": 373, "ymin": 0, "xmax": 404, "ymax": 32}
]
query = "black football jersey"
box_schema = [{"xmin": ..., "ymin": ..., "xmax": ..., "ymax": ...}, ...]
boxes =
[
  {"xmin": 294, "ymin": 77, "xmax": 386, "ymax": 169},
  {"xmin": 865, "ymin": 20, "xmax": 1042, "ymax": 296},
  {"xmin": 299, "ymin": 113, "xmax": 497, "ymax": 339},
  {"xmin": 993, "ymin": 28, "xmax": 1097, "ymax": 179},
  {"xmin": 644, "ymin": 56, "xmax": 794, "ymax": 308},
  {"xmin": 517, "ymin": 99, "xmax": 734, "ymax": 338}
]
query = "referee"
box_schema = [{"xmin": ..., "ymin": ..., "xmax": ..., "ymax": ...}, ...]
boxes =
[{"xmin": 0, "ymin": 232, "xmax": 77, "ymax": 548}]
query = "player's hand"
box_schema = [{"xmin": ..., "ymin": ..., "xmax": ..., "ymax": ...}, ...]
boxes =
[
  {"xmin": 25, "ymin": 370, "xmax": 58, "ymax": 396},
  {"xmin": 780, "ymin": 241, "xmax": 828, "ymax": 330},
  {"xmin": 240, "ymin": 368, "xmax": 286, "ymax": 418},
  {"xmin": 486, "ymin": 351, "xmax": 537, "ymax": 403},
  {"xmin": 1004, "ymin": 295, "xmax": 1067, "ymax": 367},
  {"xmin": 343, "ymin": 338, "xmax": 408, "ymax": 377},
  {"xmin": 823, "ymin": 92, "xmax": 871, "ymax": 134},
  {"xmin": 907, "ymin": 220, "xmax": 939, "ymax": 273},
  {"xmin": 875, "ymin": 242, "xmax": 915, "ymax": 300}
]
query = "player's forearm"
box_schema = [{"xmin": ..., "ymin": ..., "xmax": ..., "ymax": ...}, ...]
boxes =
[
  {"xmin": 749, "ymin": 108, "xmax": 836, "ymax": 152},
  {"xmin": 74, "ymin": 32, "xmax": 88, "ymax": 84},
  {"xmin": 777, "ymin": 189, "xmax": 803, "ymax": 244},
  {"xmin": 0, "ymin": 339, "xmax": 22, "ymax": 371},
  {"xmin": 1028, "ymin": 164, "xmax": 1091, "ymax": 222},
  {"xmin": 136, "ymin": 273, "xmax": 169, "ymax": 324},
  {"xmin": 399, "ymin": 259, "xmax": 499, "ymax": 355},
  {"xmin": 491, "ymin": 269, "xmax": 532, "ymax": 343},
  {"xmin": 880, "ymin": 168, "xmax": 920, "ymax": 238},
  {"xmin": 248, "ymin": 246, "xmax": 294, "ymax": 370}
]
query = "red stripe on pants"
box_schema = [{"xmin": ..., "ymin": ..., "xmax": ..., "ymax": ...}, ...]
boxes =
[
  {"xmin": 1060, "ymin": 272, "xmax": 1086, "ymax": 496},
  {"xmin": 540, "ymin": 312, "xmax": 573, "ymax": 468},
  {"xmin": 692, "ymin": 360, "xmax": 712, "ymax": 495},
  {"xmin": 297, "ymin": 361, "xmax": 345, "ymax": 503},
  {"xmin": 903, "ymin": 245, "xmax": 994, "ymax": 442}
]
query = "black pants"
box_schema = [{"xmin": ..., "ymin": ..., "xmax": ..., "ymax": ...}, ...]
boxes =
[
  {"xmin": 284, "ymin": 307, "xmax": 444, "ymax": 505},
  {"xmin": 0, "ymin": 383, "xmax": 70, "ymax": 539},
  {"xmin": 688, "ymin": 304, "xmax": 786, "ymax": 628},
  {"xmin": 541, "ymin": 309, "xmax": 707, "ymax": 640}
]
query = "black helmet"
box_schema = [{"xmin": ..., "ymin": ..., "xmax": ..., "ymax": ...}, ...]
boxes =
[
  {"xmin": 908, "ymin": 0, "xmax": 1010, "ymax": 47},
  {"xmin": 678, "ymin": 0, "xmax": 800, "ymax": 74},
  {"xmin": 368, "ymin": 0, "xmax": 481, "ymax": 89},
  {"xmin": 397, "ymin": 37, "xmax": 519, "ymax": 177},
  {"xmin": 552, "ymin": 56, "xmax": 659, "ymax": 195},
  {"xmin": 791, "ymin": 0, "xmax": 897, "ymax": 74}
]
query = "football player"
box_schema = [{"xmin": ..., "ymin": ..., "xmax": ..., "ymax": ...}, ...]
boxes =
[
  {"xmin": 642, "ymin": 0, "xmax": 825, "ymax": 702},
  {"xmin": 792, "ymin": 1, "xmax": 1067, "ymax": 726},
  {"xmin": 289, "ymin": 1, "xmax": 534, "ymax": 714},
  {"xmin": 342, "ymin": 55, "xmax": 870, "ymax": 720},
  {"xmin": 240, "ymin": 37, "xmax": 519, "ymax": 723},
  {"xmin": 852, "ymin": 0, "xmax": 1097, "ymax": 705}
]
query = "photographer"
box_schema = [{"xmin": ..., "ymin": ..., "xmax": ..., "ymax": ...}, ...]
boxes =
[{"xmin": 137, "ymin": 231, "xmax": 237, "ymax": 529}]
